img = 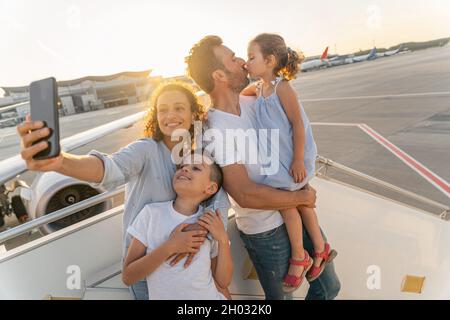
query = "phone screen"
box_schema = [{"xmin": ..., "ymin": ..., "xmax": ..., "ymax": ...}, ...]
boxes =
[{"xmin": 29, "ymin": 77, "xmax": 60, "ymax": 159}]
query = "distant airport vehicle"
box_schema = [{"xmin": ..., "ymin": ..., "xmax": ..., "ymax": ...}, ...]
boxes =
[
  {"xmin": 352, "ymin": 47, "xmax": 378, "ymax": 63},
  {"xmin": 301, "ymin": 47, "xmax": 331, "ymax": 72}
]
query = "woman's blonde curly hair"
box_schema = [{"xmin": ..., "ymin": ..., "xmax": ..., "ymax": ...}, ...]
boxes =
[{"xmin": 143, "ymin": 81, "xmax": 207, "ymax": 141}]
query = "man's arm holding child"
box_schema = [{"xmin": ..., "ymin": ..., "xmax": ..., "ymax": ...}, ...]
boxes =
[
  {"xmin": 167, "ymin": 222, "xmax": 208, "ymax": 267},
  {"xmin": 222, "ymin": 164, "xmax": 316, "ymax": 210},
  {"xmin": 240, "ymin": 82, "xmax": 258, "ymax": 96},
  {"xmin": 122, "ymin": 223, "xmax": 207, "ymax": 286}
]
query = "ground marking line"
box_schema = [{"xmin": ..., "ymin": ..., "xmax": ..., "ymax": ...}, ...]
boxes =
[
  {"xmin": 310, "ymin": 122, "xmax": 360, "ymax": 127},
  {"xmin": 311, "ymin": 122, "xmax": 450, "ymax": 197},
  {"xmin": 302, "ymin": 91, "xmax": 450, "ymax": 102}
]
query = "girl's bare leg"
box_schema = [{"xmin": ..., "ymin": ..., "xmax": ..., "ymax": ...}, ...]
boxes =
[
  {"xmin": 280, "ymin": 207, "xmax": 306, "ymax": 278},
  {"xmin": 299, "ymin": 206, "xmax": 326, "ymax": 268}
]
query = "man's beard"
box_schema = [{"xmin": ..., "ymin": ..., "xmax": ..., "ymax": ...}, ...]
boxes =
[{"xmin": 225, "ymin": 70, "xmax": 250, "ymax": 93}]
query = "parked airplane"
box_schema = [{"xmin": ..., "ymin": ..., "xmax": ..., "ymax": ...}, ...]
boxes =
[
  {"xmin": 328, "ymin": 54, "xmax": 355, "ymax": 67},
  {"xmin": 377, "ymin": 44, "xmax": 405, "ymax": 58},
  {"xmin": 304, "ymin": 44, "xmax": 405, "ymax": 70},
  {"xmin": 0, "ymin": 96, "xmax": 449, "ymax": 299},
  {"xmin": 301, "ymin": 47, "xmax": 330, "ymax": 72}
]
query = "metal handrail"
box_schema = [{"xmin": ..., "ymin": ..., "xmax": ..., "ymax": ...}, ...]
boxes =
[
  {"xmin": 0, "ymin": 101, "xmax": 29, "ymax": 113},
  {"xmin": 316, "ymin": 155, "xmax": 449, "ymax": 219},
  {"xmin": 0, "ymin": 186, "xmax": 125, "ymax": 244}
]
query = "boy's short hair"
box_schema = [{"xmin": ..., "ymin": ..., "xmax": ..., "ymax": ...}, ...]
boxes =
[
  {"xmin": 209, "ymin": 160, "xmax": 223, "ymax": 192},
  {"xmin": 200, "ymin": 151, "xmax": 223, "ymax": 192}
]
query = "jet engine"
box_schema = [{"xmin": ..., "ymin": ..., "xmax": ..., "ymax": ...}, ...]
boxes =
[{"xmin": 22, "ymin": 172, "xmax": 113, "ymax": 234}]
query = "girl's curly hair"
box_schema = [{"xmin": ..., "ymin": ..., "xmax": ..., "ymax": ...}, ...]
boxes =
[
  {"xmin": 251, "ymin": 33, "xmax": 304, "ymax": 80},
  {"xmin": 143, "ymin": 81, "xmax": 207, "ymax": 141}
]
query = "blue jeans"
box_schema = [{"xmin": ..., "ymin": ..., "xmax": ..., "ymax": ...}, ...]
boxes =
[
  {"xmin": 129, "ymin": 280, "xmax": 149, "ymax": 300},
  {"xmin": 239, "ymin": 223, "xmax": 341, "ymax": 300}
]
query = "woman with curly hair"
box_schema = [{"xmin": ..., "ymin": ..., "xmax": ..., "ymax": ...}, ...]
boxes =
[{"xmin": 17, "ymin": 81, "xmax": 231, "ymax": 300}]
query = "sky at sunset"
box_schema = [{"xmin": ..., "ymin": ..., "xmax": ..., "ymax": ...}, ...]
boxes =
[{"xmin": 1, "ymin": 0, "xmax": 449, "ymax": 93}]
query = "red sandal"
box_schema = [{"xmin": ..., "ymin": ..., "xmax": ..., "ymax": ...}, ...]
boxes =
[
  {"xmin": 282, "ymin": 251, "xmax": 313, "ymax": 293},
  {"xmin": 306, "ymin": 243, "xmax": 337, "ymax": 282}
]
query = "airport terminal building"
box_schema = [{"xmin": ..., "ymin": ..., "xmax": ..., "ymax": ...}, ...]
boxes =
[{"xmin": 0, "ymin": 70, "xmax": 162, "ymax": 119}]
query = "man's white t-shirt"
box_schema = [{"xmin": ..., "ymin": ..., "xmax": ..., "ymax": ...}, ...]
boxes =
[
  {"xmin": 127, "ymin": 201, "xmax": 226, "ymax": 300},
  {"xmin": 205, "ymin": 95, "xmax": 283, "ymax": 235}
]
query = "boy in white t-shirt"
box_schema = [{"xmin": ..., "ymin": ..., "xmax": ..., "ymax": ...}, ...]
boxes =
[{"xmin": 122, "ymin": 154, "xmax": 232, "ymax": 300}]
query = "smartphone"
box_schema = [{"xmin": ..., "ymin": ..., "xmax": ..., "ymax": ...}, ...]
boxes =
[{"xmin": 29, "ymin": 77, "xmax": 60, "ymax": 160}]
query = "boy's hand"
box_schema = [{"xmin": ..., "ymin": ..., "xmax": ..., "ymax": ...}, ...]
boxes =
[
  {"xmin": 197, "ymin": 209, "xmax": 228, "ymax": 243},
  {"xmin": 168, "ymin": 222, "xmax": 207, "ymax": 268},
  {"xmin": 167, "ymin": 223, "xmax": 207, "ymax": 255},
  {"xmin": 289, "ymin": 159, "xmax": 306, "ymax": 184}
]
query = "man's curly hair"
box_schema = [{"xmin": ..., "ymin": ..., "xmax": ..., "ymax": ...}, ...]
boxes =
[
  {"xmin": 143, "ymin": 81, "xmax": 206, "ymax": 141},
  {"xmin": 185, "ymin": 35, "xmax": 224, "ymax": 93}
]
